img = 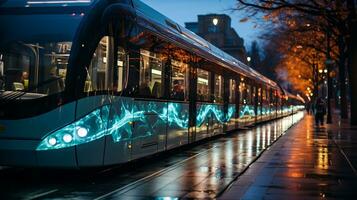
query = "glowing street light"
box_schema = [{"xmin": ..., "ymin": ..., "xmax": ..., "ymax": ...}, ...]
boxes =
[
  {"xmin": 213, "ymin": 18, "xmax": 219, "ymax": 26},
  {"xmin": 247, "ymin": 56, "xmax": 251, "ymax": 62}
]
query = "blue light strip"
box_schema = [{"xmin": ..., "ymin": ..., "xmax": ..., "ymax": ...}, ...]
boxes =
[
  {"xmin": 37, "ymin": 101, "xmax": 190, "ymax": 151},
  {"xmin": 239, "ymin": 104, "xmax": 255, "ymax": 118},
  {"xmin": 37, "ymin": 100, "xmax": 241, "ymax": 151},
  {"xmin": 196, "ymin": 104, "xmax": 236, "ymax": 127}
]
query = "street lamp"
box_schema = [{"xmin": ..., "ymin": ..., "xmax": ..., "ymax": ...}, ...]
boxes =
[
  {"xmin": 247, "ymin": 56, "xmax": 251, "ymax": 62},
  {"xmin": 213, "ymin": 18, "xmax": 219, "ymax": 26}
]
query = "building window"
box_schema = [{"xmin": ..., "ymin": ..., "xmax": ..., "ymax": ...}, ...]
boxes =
[
  {"xmin": 197, "ymin": 68, "xmax": 211, "ymax": 101},
  {"xmin": 214, "ymin": 74, "xmax": 224, "ymax": 103},
  {"xmin": 171, "ymin": 59, "xmax": 188, "ymax": 100},
  {"xmin": 85, "ymin": 36, "xmax": 113, "ymax": 92},
  {"xmin": 208, "ymin": 25, "xmax": 219, "ymax": 33},
  {"xmin": 229, "ymin": 79, "xmax": 236, "ymax": 103},
  {"xmin": 138, "ymin": 49, "xmax": 163, "ymax": 98}
]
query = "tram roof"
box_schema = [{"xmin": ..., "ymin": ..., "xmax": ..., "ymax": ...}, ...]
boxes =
[
  {"xmin": 131, "ymin": 0, "xmax": 279, "ymax": 89},
  {"xmin": 0, "ymin": 0, "xmax": 279, "ymax": 89},
  {"xmin": 281, "ymin": 89, "xmax": 303, "ymax": 102},
  {"xmin": 0, "ymin": 0, "xmax": 95, "ymax": 8}
]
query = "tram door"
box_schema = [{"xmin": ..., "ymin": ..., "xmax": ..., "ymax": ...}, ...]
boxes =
[
  {"xmin": 196, "ymin": 69, "xmax": 211, "ymax": 140},
  {"xmin": 212, "ymin": 74, "xmax": 224, "ymax": 135},
  {"xmin": 76, "ymin": 36, "xmax": 117, "ymax": 167},
  {"xmin": 130, "ymin": 49, "xmax": 165, "ymax": 160},
  {"xmin": 103, "ymin": 44, "xmax": 133, "ymax": 165}
]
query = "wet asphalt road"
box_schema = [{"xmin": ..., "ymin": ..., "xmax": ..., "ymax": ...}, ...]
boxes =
[{"xmin": 0, "ymin": 112, "xmax": 304, "ymax": 200}]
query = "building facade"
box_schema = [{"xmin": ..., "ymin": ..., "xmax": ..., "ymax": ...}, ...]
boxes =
[{"xmin": 185, "ymin": 14, "xmax": 247, "ymax": 63}]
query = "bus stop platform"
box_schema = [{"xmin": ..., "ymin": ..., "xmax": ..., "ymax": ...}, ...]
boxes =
[{"xmin": 219, "ymin": 114, "xmax": 357, "ymax": 200}]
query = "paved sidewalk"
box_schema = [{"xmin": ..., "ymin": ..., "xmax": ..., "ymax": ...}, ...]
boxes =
[{"xmin": 220, "ymin": 114, "xmax": 357, "ymax": 200}]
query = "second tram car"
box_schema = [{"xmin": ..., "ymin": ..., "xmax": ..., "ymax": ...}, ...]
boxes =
[{"xmin": 0, "ymin": 0, "xmax": 304, "ymax": 167}]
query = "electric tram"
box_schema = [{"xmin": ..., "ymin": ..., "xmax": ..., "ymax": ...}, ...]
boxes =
[{"xmin": 0, "ymin": 0, "xmax": 304, "ymax": 167}]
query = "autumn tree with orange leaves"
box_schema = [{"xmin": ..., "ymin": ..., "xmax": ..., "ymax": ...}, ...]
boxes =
[{"xmin": 235, "ymin": 0, "xmax": 357, "ymax": 124}]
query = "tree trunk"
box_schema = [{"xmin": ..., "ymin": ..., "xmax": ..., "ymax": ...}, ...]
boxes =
[{"xmin": 338, "ymin": 35, "xmax": 348, "ymax": 119}]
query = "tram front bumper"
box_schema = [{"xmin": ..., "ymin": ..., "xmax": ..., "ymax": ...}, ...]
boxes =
[{"xmin": 0, "ymin": 139, "xmax": 77, "ymax": 167}]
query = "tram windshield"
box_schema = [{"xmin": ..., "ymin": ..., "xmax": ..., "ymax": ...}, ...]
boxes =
[{"xmin": 0, "ymin": 13, "xmax": 82, "ymax": 99}]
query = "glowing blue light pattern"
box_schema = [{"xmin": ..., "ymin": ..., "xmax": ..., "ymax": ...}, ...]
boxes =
[
  {"xmin": 37, "ymin": 100, "xmax": 190, "ymax": 151},
  {"xmin": 196, "ymin": 104, "xmax": 235, "ymax": 127},
  {"xmin": 197, "ymin": 104, "xmax": 223, "ymax": 126},
  {"xmin": 166, "ymin": 103, "xmax": 189, "ymax": 128},
  {"xmin": 38, "ymin": 98, "xmax": 242, "ymax": 151},
  {"xmin": 239, "ymin": 105, "xmax": 255, "ymax": 118},
  {"xmin": 227, "ymin": 105, "xmax": 236, "ymax": 122}
]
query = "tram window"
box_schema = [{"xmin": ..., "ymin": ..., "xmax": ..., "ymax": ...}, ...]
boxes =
[
  {"xmin": 239, "ymin": 80, "xmax": 245, "ymax": 104},
  {"xmin": 113, "ymin": 46, "xmax": 127, "ymax": 93},
  {"xmin": 246, "ymin": 84, "xmax": 252, "ymax": 105},
  {"xmin": 171, "ymin": 59, "xmax": 188, "ymax": 101},
  {"xmin": 258, "ymin": 87, "xmax": 262, "ymax": 102},
  {"xmin": 229, "ymin": 79, "xmax": 236, "ymax": 103},
  {"xmin": 252, "ymin": 86, "xmax": 256, "ymax": 105},
  {"xmin": 139, "ymin": 49, "xmax": 163, "ymax": 98},
  {"xmin": 197, "ymin": 68, "xmax": 211, "ymax": 101},
  {"xmin": 214, "ymin": 74, "xmax": 224, "ymax": 103},
  {"xmin": 85, "ymin": 36, "xmax": 113, "ymax": 92},
  {"xmin": 258, "ymin": 87, "xmax": 263, "ymax": 107},
  {"xmin": 0, "ymin": 42, "xmax": 70, "ymax": 95}
]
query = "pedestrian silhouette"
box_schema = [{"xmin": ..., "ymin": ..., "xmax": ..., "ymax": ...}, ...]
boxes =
[{"xmin": 314, "ymin": 97, "xmax": 326, "ymax": 126}]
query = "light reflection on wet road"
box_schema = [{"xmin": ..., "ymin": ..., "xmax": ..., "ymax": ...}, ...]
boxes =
[
  {"xmin": 220, "ymin": 114, "xmax": 357, "ymax": 199},
  {"xmin": 0, "ymin": 112, "xmax": 304, "ymax": 199}
]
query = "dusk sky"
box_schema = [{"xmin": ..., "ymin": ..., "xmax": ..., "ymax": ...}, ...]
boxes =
[{"xmin": 141, "ymin": 0, "xmax": 262, "ymax": 49}]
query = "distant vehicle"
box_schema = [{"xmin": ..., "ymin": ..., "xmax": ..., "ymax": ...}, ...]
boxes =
[{"xmin": 0, "ymin": 0, "xmax": 304, "ymax": 168}]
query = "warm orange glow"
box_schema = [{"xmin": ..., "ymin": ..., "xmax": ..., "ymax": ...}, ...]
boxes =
[
  {"xmin": 289, "ymin": 172, "xmax": 305, "ymax": 178},
  {"xmin": 317, "ymin": 147, "xmax": 329, "ymax": 170}
]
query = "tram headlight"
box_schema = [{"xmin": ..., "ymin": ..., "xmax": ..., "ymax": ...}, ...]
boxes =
[
  {"xmin": 48, "ymin": 137, "xmax": 57, "ymax": 146},
  {"xmin": 76, "ymin": 127, "xmax": 88, "ymax": 138},
  {"xmin": 63, "ymin": 134, "xmax": 73, "ymax": 143},
  {"xmin": 36, "ymin": 105, "xmax": 110, "ymax": 151}
]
